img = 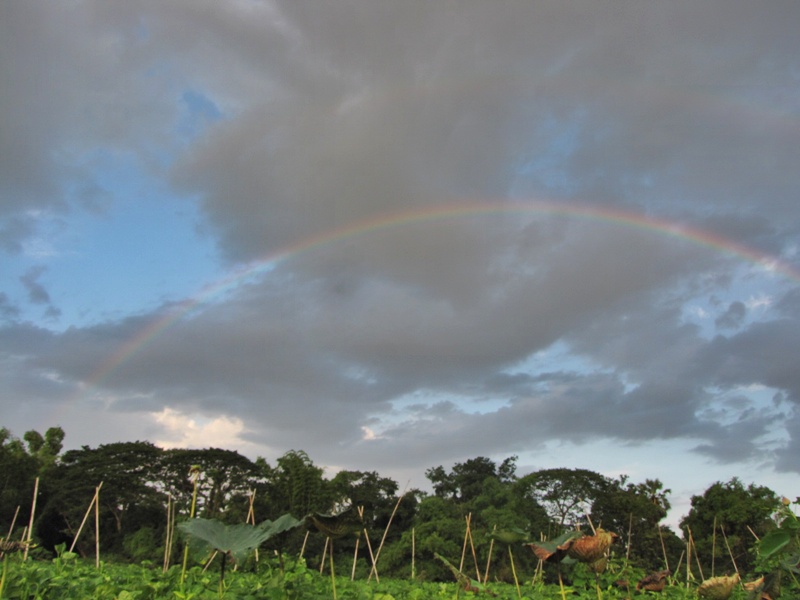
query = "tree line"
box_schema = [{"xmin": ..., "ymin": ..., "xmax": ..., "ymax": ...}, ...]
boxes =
[{"xmin": 0, "ymin": 426, "xmax": 784, "ymax": 582}]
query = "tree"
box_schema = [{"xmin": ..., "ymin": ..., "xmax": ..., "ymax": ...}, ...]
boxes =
[
  {"xmin": 680, "ymin": 478, "xmax": 780, "ymax": 576},
  {"xmin": 426, "ymin": 456, "xmax": 516, "ymax": 504},
  {"xmin": 160, "ymin": 447, "xmax": 262, "ymax": 521},
  {"xmin": 592, "ymin": 477, "xmax": 679, "ymax": 570},
  {"xmin": 40, "ymin": 441, "xmax": 167, "ymax": 556},
  {"xmin": 0, "ymin": 428, "xmax": 39, "ymax": 536},
  {"xmin": 516, "ymin": 468, "xmax": 610, "ymax": 530}
]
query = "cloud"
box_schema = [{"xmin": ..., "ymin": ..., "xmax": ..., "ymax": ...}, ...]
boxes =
[
  {"xmin": 1, "ymin": 0, "xmax": 800, "ymax": 518},
  {"xmin": 715, "ymin": 301, "xmax": 747, "ymax": 330},
  {"xmin": 19, "ymin": 266, "xmax": 52, "ymax": 305}
]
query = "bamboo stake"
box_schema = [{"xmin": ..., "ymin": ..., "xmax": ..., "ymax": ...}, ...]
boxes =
[
  {"xmin": 23, "ymin": 478, "xmax": 39, "ymax": 561},
  {"xmin": 483, "ymin": 525, "xmax": 496, "ymax": 585},
  {"xmin": 70, "ymin": 482, "xmax": 102, "ymax": 553},
  {"xmin": 168, "ymin": 498, "xmax": 177, "ymax": 568},
  {"xmin": 686, "ymin": 526, "xmax": 706, "ymax": 581},
  {"xmin": 685, "ymin": 532, "xmax": 691, "ymax": 589},
  {"xmin": 465, "ymin": 516, "xmax": 482, "ymax": 583},
  {"xmin": 673, "ymin": 549, "xmax": 685, "ymax": 580},
  {"xmin": 411, "ymin": 527, "xmax": 416, "ymax": 581},
  {"xmin": 351, "ymin": 532, "xmax": 360, "ymax": 581},
  {"xmin": 320, "ymin": 537, "xmax": 329, "ymax": 574},
  {"xmin": 746, "ymin": 525, "xmax": 760, "ymax": 541},
  {"xmin": 711, "ymin": 516, "xmax": 717, "ymax": 577},
  {"xmin": 6, "ymin": 506, "xmax": 20, "ymax": 539},
  {"xmin": 719, "ymin": 525, "xmax": 740, "ymax": 580},
  {"xmin": 95, "ymin": 483, "xmax": 101, "ymax": 568},
  {"xmin": 163, "ymin": 493, "xmax": 172, "ymax": 572},
  {"xmin": 658, "ymin": 524, "xmax": 670, "ymax": 572},
  {"xmin": 361, "ymin": 522, "xmax": 379, "ymax": 583},
  {"xmin": 459, "ymin": 513, "xmax": 471, "ymax": 573},
  {"xmin": 586, "ymin": 513, "xmax": 597, "ymax": 535},
  {"xmin": 299, "ymin": 530, "xmax": 310, "ymax": 558},
  {"xmin": 246, "ymin": 490, "xmax": 259, "ymax": 563},
  {"xmin": 367, "ymin": 489, "xmax": 406, "ymax": 582}
]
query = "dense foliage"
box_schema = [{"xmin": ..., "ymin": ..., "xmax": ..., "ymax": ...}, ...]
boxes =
[{"xmin": 0, "ymin": 425, "xmax": 795, "ymax": 599}]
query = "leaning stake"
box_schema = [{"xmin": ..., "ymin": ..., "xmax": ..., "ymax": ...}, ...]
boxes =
[{"xmin": 23, "ymin": 478, "xmax": 38, "ymax": 561}]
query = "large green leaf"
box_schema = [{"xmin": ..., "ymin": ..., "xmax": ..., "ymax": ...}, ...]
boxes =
[
  {"xmin": 489, "ymin": 527, "xmax": 531, "ymax": 545},
  {"xmin": 305, "ymin": 505, "xmax": 362, "ymax": 539},
  {"xmin": 179, "ymin": 515, "xmax": 301, "ymax": 564},
  {"xmin": 257, "ymin": 514, "xmax": 302, "ymax": 538},
  {"xmin": 759, "ymin": 529, "xmax": 792, "ymax": 559}
]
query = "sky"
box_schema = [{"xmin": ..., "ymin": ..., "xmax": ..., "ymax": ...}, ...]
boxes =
[{"xmin": 2, "ymin": 1, "xmax": 800, "ymax": 528}]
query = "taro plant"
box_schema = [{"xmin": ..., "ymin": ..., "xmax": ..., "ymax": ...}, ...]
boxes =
[
  {"xmin": 755, "ymin": 496, "xmax": 800, "ymax": 598},
  {"xmin": 305, "ymin": 505, "xmax": 363, "ymax": 600},
  {"xmin": 178, "ymin": 514, "xmax": 301, "ymax": 598},
  {"xmin": 488, "ymin": 527, "xmax": 530, "ymax": 598}
]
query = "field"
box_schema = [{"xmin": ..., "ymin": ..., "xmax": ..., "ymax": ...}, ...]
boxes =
[{"xmin": 0, "ymin": 547, "xmax": 762, "ymax": 600}]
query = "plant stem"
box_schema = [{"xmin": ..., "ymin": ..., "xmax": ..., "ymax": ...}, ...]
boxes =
[
  {"xmin": 329, "ymin": 538, "xmax": 337, "ymax": 600},
  {"xmin": 509, "ymin": 546, "xmax": 521, "ymax": 599}
]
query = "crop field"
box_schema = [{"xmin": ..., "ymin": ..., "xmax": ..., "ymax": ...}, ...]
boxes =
[{"xmin": 0, "ymin": 550, "xmax": 765, "ymax": 600}]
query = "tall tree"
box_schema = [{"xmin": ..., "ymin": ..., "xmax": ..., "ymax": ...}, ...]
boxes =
[
  {"xmin": 680, "ymin": 478, "xmax": 780, "ymax": 576},
  {"xmin": 592, "ymin": 477, "xmax": 677, "ymax": 570},
  {"xmin": 516, "ymin": 468, "xmax": 610, "ymax": 530},
  {"xmin": 40, "ymin": 441, "xmax": 166, "ymax": 556}
]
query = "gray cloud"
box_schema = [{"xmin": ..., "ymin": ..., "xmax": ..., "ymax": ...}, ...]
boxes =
[
  {"xmin": 2, "ymin": 1, "xmax": 800, "ymax": 511},
  {"xmin": 19, "ymin": 266, "xmax": 52, "ymax": 305}
]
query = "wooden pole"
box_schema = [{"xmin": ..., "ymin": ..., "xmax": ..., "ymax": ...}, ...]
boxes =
[
  {"xmin": 719, "ymin": 525, "xmax": 740, "ymax": 580},
  {"xmin": 459, "ymin": 513, "xmax": 471, "ymax": 573},
  {"xmin": 368, "ymin": 490, "xmax": 406, "ymax": 582},
  {"xmin": 94, "ymin": 483, "xmax": 101, "ymax": 568},
  {"xmin": 658, "ymin": 524, "xmax": 670, "ymax": 572},
  {"xmin": 484, "ymin": 525, "xmax": 496, "ymax": 584},
  {"xmin": 247, "ymin": 490, "xmax": 259, "ymax": 563},
  {"xmin": 320, "ymin": 537, "xmax": 329, "ymax": 574},
  {"xmin": 163, "ymin": 493, "xmax": 172, "ymax": 572},
  {"xmin": 411, "ymin": 527, "xmax": 416, "ymax": 581},
  {"xmin": 466, "ymin": 516, "xmax": 482, "ymax": 583},
  {"xmin": 300, "ymin": 530, "xmax": 310, "ymax": 558},
  {"xmin": 351, "ymin": 532, "xmax": 360, "ymax": 581},
  {"xmin": 6, "ymin": 506, "xmax": 20, "ymax": 539},
  {"xmin": 23, "ymin": 478, "xmax": 38, "ymax": 561},
  {"xmin": 711, "ymin": 515, "xmax": 717, "ymax": 577},
  {"xmin": 70, "ymin": 482, "xmax": 102, "ymax": 553}
]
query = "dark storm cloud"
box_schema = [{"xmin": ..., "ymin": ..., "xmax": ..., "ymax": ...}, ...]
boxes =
[{"xmin": 1, "ymin": 0, "xmax": 800, "ymax": 496}]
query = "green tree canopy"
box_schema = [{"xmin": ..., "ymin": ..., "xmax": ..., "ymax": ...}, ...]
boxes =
[
  {"xmin": 680, "ymin": 477, "xmax": 780, "ymax": 576},
  {"xmin": 516, "ymin": 468, "xmax": 610, "ymax": 530}
]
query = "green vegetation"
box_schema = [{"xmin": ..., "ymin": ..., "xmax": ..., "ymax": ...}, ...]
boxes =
[{"xmin": 0, "ymin": 425, "xmax": 796, "ymax": 598}]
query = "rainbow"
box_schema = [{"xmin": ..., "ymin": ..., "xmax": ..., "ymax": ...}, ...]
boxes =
[{"xmin": 77, "ymin": 199, "xmax": 799, "ymax": 396}]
